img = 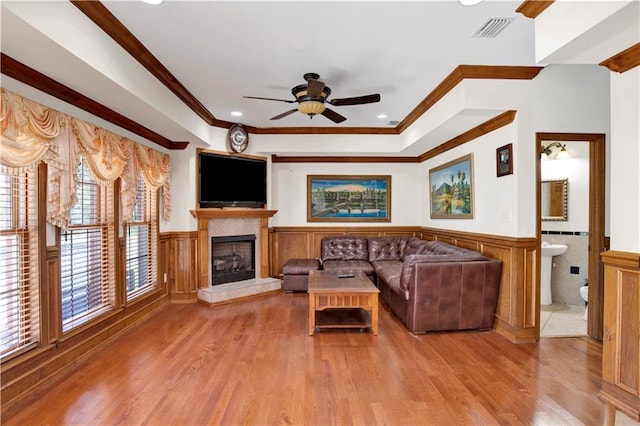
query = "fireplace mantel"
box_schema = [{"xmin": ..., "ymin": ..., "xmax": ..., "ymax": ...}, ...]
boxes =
[
  {"xmin": 190, "ymin": 208, "xmax": 278, "ymax": 219},
  {"xmin": 190, "ymin": 208, "xmax": 278, "ymax": 289}
]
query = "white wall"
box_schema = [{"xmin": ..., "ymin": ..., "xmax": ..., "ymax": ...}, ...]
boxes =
[
  {"xmin": 420, "ymin": 123, "xmax": 520, "ymax": 235},
  {"xmin": 534, "ymin": 0, "xmax": 636, "ymax": 64},
  {"xmin": 270, "ymin": 162, "xmax": 422, "ymax": 227},
  {"xmin": 609, "ymin": 67, "xmax": 640, "ymax": 252}
]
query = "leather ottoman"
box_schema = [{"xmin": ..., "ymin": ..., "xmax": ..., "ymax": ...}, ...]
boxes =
[{"xmin": 282, "ymin": 258, "xmax": 321, "ymax": 292}]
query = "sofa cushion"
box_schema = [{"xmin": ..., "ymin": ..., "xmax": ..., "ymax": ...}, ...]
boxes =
[
  {"xmin": 374, "ymin": 261, "xmax": 407, "ymax": 300},
  {"xmin": 402, "ymin": 238, "xmax": 481, "ymax": 260},
  {"xmin": 368, "ymin": 237, "xmax": 409, "ymax": 261},
  {"xmin": 370, "ymin": 259, "xmax": 403, "ymax": 272},
  {"xmin": 282, "ymin": 258, "xmax": 321, "ymax": 275},
  {"xmin": 321, "ymin": 236, "xmax": 369, "ymax": 261},
  {"xmin": 403, "ymin": 253, "xmax": 487, "ymax": 264},
  {"xmin": 399, "ymin": 253, "xmax": 488, "ymax": 294},
  {"xmin": 321, "ymin": 259, "xmax": 375, "ymax": 276},
  {"xmin": 401, "ymin": 237, "xmax": 433, "ymax": 260}
]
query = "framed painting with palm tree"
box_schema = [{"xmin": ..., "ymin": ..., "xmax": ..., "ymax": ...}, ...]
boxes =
[{"xmin": 429, "ymin": 154, "xmax": 474, "ymax": 219}]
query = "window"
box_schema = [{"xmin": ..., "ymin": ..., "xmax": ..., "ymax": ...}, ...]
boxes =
[
  {"xmin": 60, "ymin": 158, "xmax": 115, "ymax": 332},
  {"xmin": 0, "ymin": 169, "xmax": 39, "ymax": 359},
  {"xmin": 125, "ymin": 177, "xmax": 158, "ymax": 300}
]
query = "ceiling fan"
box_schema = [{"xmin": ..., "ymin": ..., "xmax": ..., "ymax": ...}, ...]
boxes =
[{"xmin": 244, "ymin": 72, "xmax": 381, "ymax": 123}]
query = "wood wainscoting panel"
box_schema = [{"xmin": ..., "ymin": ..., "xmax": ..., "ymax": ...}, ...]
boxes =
[
  {"xmin": 269, "ymin": 230, "xmax": 315, "ymax": 277},
  {"xmin": 600, "ymin": 250, "xmax": 640, "ymax": 421},
  {"xmin": 45, "ymin": 245, "xmax": 61, "ymax": 344},
  {"xmin": 160, "ymin": 232, "xmax": 198, "ymax": 302}
]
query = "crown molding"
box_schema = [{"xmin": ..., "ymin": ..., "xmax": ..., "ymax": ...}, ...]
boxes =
[
  {"xmin": 254, "ymin": 127, "xmax": 398, "ymax": 135},
  {"xmin": 600, "ymin": 43, "xmax": 640, "ymax": 73},
  {"xmin": 70, "ymin": 2, "xmax": 542, "ymax": 136},
  {"xmin": 516, "ymin": 0, "xmax": 555, "ymax": 19},
  {"xmin": 417, "ymin": 110, "xmax": 517, "ymax": 162},
  {"xmin": 271, "ymin": 110, "xmax": 517, "ymax": 164},
  {"xmin": 0, "ymin": 53, "xmax": 189, "ymax": 151},
  {"xmin": 271, "ymin": 155, "xmax": 418, "ymax": 163},
  {"xmin": 2, "ymin": 48, "xmax": 519, "ymax": 160},
  {"xmin": 397, "ymin": 66, "xmax": 541, "ymax": 135},
  {"xmin": 70, "ymin": 0, "xmax": 225, "ymax": 128}
]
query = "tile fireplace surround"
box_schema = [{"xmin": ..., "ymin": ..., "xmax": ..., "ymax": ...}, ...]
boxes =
[{"xmin": 190, "ymin": 209, "xmax": 280, "ymax": 304}]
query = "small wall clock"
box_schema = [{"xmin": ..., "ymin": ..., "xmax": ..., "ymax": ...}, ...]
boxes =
[{"xmin": 227, "ymin": 124, "xmax": 249, "ymax": 153}]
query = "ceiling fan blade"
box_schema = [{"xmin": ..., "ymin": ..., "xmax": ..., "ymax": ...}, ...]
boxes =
[
  {"xmin": 270, "ymin": 109, "xmax": 298, "ymax": 120},
  {"xmin": 328, "ymin": 93, "xmax": 381, "ymax": 106},
  {"xmin": 244, "ymin": 96, "xmax": 295, "ymax": 103},
  {"xmin": 321, "ymin": 108, "xmax": 347, "ymax": 123},
  {"xmin": 307, "ymin": 79, "xmax": 325, "ymax": 98}
]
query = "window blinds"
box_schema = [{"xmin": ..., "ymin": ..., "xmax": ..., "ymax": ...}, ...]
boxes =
[
  {"xmin": 125, "ymin": 177, "xmax": 158, "ymax": 300},
  {"xmin": 0, "ymin": 170, "xmax": 39, "ymax": 360},
  {"xmin": 60, "ymin": 159, "xmax": 115, "ymax": 332}
]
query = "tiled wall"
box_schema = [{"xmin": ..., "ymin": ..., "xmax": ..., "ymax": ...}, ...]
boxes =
[{"xmin": 542, "ymin": 231, "xmax": 588, "ymax": 306}]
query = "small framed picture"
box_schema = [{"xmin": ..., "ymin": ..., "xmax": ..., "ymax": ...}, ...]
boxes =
[{"xmin": 496, "ymin": 143, "xmax": 513, "ymax": 177}]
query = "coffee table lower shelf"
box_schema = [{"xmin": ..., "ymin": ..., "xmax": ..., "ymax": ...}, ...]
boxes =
[{"xmin": 313, "ymin": 308, "xmax": 371, "ymax": 332}]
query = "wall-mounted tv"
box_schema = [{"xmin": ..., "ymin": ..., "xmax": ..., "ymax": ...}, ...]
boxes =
[{"xmin": 198, "ymin": 151, "xmax": 267, "ymax": 208}]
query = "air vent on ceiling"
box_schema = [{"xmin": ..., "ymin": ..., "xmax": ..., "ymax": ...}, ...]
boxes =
[
  {"xmin": 387, "ymin": 120, "xmax": 400, "ymax": 126},
  {"xmin": 472, "ymin": 17, "xmax": 513, "ymax": 38}
]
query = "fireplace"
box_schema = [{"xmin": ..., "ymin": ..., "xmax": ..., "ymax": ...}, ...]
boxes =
[
  {"xmin": 211, "ymin": 234, "xmax": 256, "ymax": 285},
  {"xmin": 191, "ymin": 209, "xmax": 279, "ymax": 304}
]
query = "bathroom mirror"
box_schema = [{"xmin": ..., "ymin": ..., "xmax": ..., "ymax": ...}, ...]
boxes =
[{"xmin": 541, "ymin": 178, "xmax": 568, "ymax": 221}]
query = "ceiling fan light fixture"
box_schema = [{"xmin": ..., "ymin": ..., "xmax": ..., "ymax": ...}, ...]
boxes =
[
  {"xmin": 245, "ymin": 72, "xmax": 379, "ymax": 123},
  {"xmin": 298, "ymin": 100, "xmax": 326, "ymax": 116}
]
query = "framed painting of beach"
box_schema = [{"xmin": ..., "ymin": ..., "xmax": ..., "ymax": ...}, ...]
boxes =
[
  {"xmin": 307, "ymin": 175, "xmax": 391, "ymax": 222},
  {"xmin": 429, "ymin": 154, "xmax": 474, "ymax": 219}
]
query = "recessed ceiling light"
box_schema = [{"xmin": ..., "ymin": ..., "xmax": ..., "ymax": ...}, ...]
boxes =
[
  {"xmin": 231, "ymin": 111, "xmax": 243, "ymax": 117},
  {"xmin": 142, "ymin": 0, "xmax": 164, "ymax": 5},
  {"xmin": 459, "ymin": 0, "xmax": 483, "ymax": 5},
  {"xmin": 377, "ymin": 114, "xmax": 388, "ymax": 119}
]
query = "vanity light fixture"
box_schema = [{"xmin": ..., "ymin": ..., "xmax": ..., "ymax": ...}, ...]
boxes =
[
  {"xmin": 541, "ymin": 142, "xmax": 571, "ymax": 160},
  {"xmin": 142, "ymin": 0, "xmax": 164, "ymax": 5}
]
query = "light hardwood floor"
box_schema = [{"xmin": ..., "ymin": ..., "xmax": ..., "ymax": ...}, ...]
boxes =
[{"xmin": 3, "ymin": 291, "xmax": 612, "ymax": 425}]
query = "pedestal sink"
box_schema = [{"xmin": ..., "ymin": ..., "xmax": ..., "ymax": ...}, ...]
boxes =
[{"xmin": 541, "ymin": 243, "xmax": 568, "ymax": 305}]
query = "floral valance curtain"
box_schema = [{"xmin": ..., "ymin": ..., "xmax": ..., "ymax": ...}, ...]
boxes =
[{"xmin": 0, "ymin": 88, "xmax": 171, "ymax": 228}]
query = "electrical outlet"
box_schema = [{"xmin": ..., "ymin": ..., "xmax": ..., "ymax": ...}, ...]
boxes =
[{"xmin": 570, "ymin": 266, "xmax": 579, "ymax": 275}]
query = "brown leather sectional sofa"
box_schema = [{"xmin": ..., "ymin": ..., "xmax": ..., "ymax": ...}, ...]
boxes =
[{"xmin": 318, "ymin": 235, "xmax": 503, "ymax": 334}]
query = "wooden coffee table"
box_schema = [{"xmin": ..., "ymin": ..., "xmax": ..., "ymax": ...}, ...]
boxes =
[{"xmin": 307, "ymin": 270, "xmax": 380, "ymax": 336}]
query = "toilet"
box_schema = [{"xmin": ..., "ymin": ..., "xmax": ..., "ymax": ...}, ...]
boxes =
[{"xmin": 579, "ymin": 286, "xmax": 588, "ymax": 321}]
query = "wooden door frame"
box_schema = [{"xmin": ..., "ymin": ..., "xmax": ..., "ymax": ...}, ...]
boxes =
[{"xmin": 536, "ymin": 133, "xmax": 606, "ymax": 340}]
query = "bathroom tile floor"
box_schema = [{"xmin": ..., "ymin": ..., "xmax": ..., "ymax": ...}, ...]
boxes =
[{"xmin": 540, "ymin": 302, "xmax": 586, "ymax": 337}]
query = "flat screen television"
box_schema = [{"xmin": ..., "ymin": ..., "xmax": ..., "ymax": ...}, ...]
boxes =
[{"xmin": 198, "ymin": 151, "xmax": 267, "ymax": 208}]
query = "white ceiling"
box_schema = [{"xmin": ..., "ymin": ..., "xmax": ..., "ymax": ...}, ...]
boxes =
[
  {"xmin": 104, "ymin": 0, "xmax": 536, "ymax": 129},
  {"xmin": 0, "ymin": 1, "xmax": 536, "ymax": 141},
  {"xmin": 1, "ymin": 1, "xmax": 635, "ymax": 154}
]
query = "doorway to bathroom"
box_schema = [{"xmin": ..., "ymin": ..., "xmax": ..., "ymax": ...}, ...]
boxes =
[{"xmin": 536, "ymin": 133, "xmax": 606, "ymax": 341}]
